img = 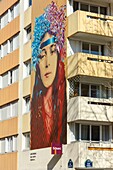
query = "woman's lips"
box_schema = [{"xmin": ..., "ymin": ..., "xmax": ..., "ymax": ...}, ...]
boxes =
[{"xmin": 45, "ymin": 72, "xmax": 51, "ymax": 78}]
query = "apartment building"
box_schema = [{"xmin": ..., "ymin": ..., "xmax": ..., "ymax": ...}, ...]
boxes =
[{"xmin": 0, "ymin": 0, "xmax": 113, "ymax": 170}]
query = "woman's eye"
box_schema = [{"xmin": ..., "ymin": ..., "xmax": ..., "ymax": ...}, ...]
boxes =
[
  {"xmin": 50, "ymin": 45, "xmax": 57, "ymax": 54},
  {"xmin": 51, "ymin": 49, "xmax": 56, "ymax": 54},
  {"xmin": 39, "ymin": 54, "xmax": 45, "ymax": 59},
  {"xmin": 39, "ymin": 50, "xmax": 46, "ymax": 59}
]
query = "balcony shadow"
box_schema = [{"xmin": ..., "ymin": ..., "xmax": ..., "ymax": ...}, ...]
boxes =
[{"xmin": 47, "ymin": 154, "xmax": 62, "ymax": 170}]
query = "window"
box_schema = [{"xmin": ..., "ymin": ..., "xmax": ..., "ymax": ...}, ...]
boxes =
[
  {"xmin": 12, "ymin": 67, "xmax": 19, "ymax": 83},
  {"xmin": 0, "ymin": 139, "xmax": 5, "ymax": 154},
  {"xmin": 102, "ymin": 125, "xmax": 109, "ymax": 141},
  {"xmin": 2, "ymin": 72, "xmax": 8, "ymax": 88},
  {"xmin": 0, "ymin": 2, "xmax": 19, "ymax": 30},
  {"xmin": 24, "ymin": 25, "xmax": 31, "ymax": 43},
  {"xmin": 29, "ymin": 0, "xmax": 32, "ymax": 6},
  {"xmin": 24, "ymin": 0, "xmax": 32, "ymax": 11},
  {"xmin": 23, "ymin": 133, "xmax": 30, "ymax": 150},
  {"xmin": 100, "ymin": 7, "xmax": 107, "ymax": 15},
  {"xmin": 72, "ymin": 2, "xmax": 107, "ymax": 15},
  {"xmin": 70, "ymin": 123, "xmax": 110, "ymax": 143},
  {"xmin": 0, "ymin": 46, "xmax": 1, "ymax": 59},
  {"xmin": 10, "ymin": 7, "xmax": 14, "ymax": 21},
  {"xmin": 0, "ymin": 136, "xmax": 17, "ymax": 154},
  {"xmin": 11, "ymin": 101, "xmax": 18, "ymax": 117},
  {"xmin": 82, "ymin": 42, "xmax": 104, "ymax": 56},
  {"xmin": 81, "ymin": 3, "xmax": 88, "ymax": 12},
  {"xmin": 13, "ymin": 34, "xmax": 19, "ymax": 51},
  {"xmin": 91, "ymin": 85, "xmax": 99, "ymax": 98},
  {"xmin": 8, "ymin": 67, "xmax": 19, "ymax": 85},
  {"xmin": 3, "ymin": 41, "xmax": 8, "ymax": 57},
  {"xmin": 0, "ymin": 100, "xmax": 18, "ymax": 121},
  {"xmin": 1, "ymin": 11, "xmax": 8, "ymax": 29},
  {"xmin": 73, "ymin": 1, "xmax": 78, "ymax": 12},
  {"xmin": 0, "ymin": 76, "xmax": 2, "ymax": 89},
  {"xmin": 0, "ymin": 104, "xmax": 10, "ymax": 121},
  {"xmin": 75, "ymin": 123, "xmax": 79, "ymax": 140},
  {"xmin": 91, "ymin": 44, "xmax": 99, "ymax": 55},
  {"xmin": 82, "ymin": 42, "xmax": 89, "ymax": 53},
  {"xmin": 9, "ymin": 38, "xmax": 13, "ymax": 52},
  {"xmin": 23, "ymin": 96, "xmax": 30, "ymax": 114},
  {"xmin": 0, "ymin": 34, "xmax": 19, "ymax": 59},
  {"xmin": 90, "ymin": 5, "xmax": 98, "ymax": 14},
  {"xmin": 23, "ymin": 60, "xmax": 31, "ymax": 78},
  {"xmin": 101, "ymin": 85, "xmax": 108, "ymax": 99},
  {"xmin": 9, "ymin": 34, "xmax": 19, "ymax": 53},
  {"xmin": 91, "ymin": 125, "xmax": 99, "ymax": 141},
  {"xmin": 14, "ymin": 2, "xmax": 20, "ymax": 19},
  {"xmin": 69, "ymin": 77, "xmax": 111, "ymax": 99},
  {"xmin": 81, "ymin": 125, "xmax": 89, "ymax": 140},
  {"xmin": 1, "ymin": 67, "xmax": 19, "ymax": 89},
  {"xmin": 0, "ymin": 17, "xmax": 1, "ymax": 29},
  {"xmin": 81, "ymin": 84, "xmax": 89, "ymax": 97}
]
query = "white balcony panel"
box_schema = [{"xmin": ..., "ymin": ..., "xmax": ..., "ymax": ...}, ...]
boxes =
[{"xmin": 67, "ymin": 96, "xmax": 113, "ymax": 122}]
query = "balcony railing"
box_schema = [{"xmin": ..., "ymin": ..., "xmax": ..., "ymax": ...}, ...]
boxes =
[
  {"xmin": 67, "ymin": 96, "xmax": 113, "ymax": 122},
  {"xmin": 68, "ymin": 10, "xmax": 113, "ymax": 38},
  {"xmin": 66, "ymin": 52, "xmax": 113, "ymax": 79}
]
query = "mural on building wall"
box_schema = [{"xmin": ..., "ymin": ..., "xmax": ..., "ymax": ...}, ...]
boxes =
[{"xmin": 31, "ymin": 1, "xmax": 67, "ymax": 150}]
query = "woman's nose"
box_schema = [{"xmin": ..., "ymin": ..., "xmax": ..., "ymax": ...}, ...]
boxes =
[
  {"xmin": 45, "ymin": 51, "xmax": 50, "ymax": 68},
  {"xmin": 45, "ymin": 65, "xmax": 48, "ymax": 68}
]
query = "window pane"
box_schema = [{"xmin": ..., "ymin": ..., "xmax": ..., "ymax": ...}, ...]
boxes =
[
  {"xmin": 101, "ymin": 45, "xmax": 104, "ymax": 56},
  {"xmin": 81, "ymin": 3, "xmax": 88, "ymax": 12},
  {"xmin": 70, "ymin": 122, "xmax": 75, "ymax": 142},
  {"xmin": 2, "ymin": 72, "xmax": 8, "ymax": 88},
  {"xmin": 13, "ymin": 34, "xmax": 19, "ymax": 51},
  {"xmin": 91, "ymin": 126, "xmax": 99, "ymax": 141},
  {"xmin": 75, "ymin": 124, "xmax": 79, "ymax": 140},
  {"xmin": 91, "ymin": 44, "xmax": 99, "ymax": 55},
  {"xmin": 12, "ymin": 101, "xmax": 18, "ymax": 117},
  {"xmin": 81, "ymin": 125, "xmax": 89, "ymax": 140},
  {"xmin": 100, "ymin": 7, "xmax": 107, "ymax": 15},
  {"xmin": 29, "ymin": 0, "xmax": 32, "ymax": 6},
  {"xmin": 101, "ymin": 85, "xmax": 108, "ymax": 99},
  {"xmin": 14, "ymin": 2, "xmax": 20, "ymax": 18},
  {"xmin": 82, "ymin": 43, "xmax": 89, "ymax": 53},
  {"xmin": 90, "ymin": 6, "xmax": 98, "ymax": 13},
  {"xmin": 81, "ymin": 84, "xmax": 89, "ymax": 97},
  {"xmin": 91, "ymin": 85, "xmax": 100, "ymax": 98},
  {"xmin": 73, "ymin": 1, "xmax": 78, "ymax": 12},
  {"xmin": 102, "ymin": 125, "xmax": 109, "ymax": 141}
]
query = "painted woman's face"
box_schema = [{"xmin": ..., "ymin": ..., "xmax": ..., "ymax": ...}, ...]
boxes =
[{"xmin": 38, "ymin": 33, "xmax": 58, "ymax": 88}]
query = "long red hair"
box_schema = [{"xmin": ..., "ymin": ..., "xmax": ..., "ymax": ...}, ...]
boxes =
[{"xmin": 31, "ymin": 49, "xmax": 67, "ymax": 150}]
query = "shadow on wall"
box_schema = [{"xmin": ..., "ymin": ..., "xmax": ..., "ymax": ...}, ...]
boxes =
[{"xmin": 47, "ymin": 155, "xmax": 62, "ymax": 170}]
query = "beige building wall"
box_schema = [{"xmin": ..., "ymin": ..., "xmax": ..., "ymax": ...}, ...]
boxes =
[
  {"xmin": 0, "ymin": 152, "xmax": 18, "ymax": 170},
  {"xmin": 0, "ymin": 49, "xmax": 19, "ymax": 74},
  {"xmin": 0, "ymin": 83, "xmax": 19, "ymax": 106},
  {"xmin": 0, "ymin": 0, "xmax": 18, "ymax": 15},
  {"xmin": 0, "ymin": 16, "xmax": 20, "ymax": 44},
  {"xmin": 0, "ymin": 117, "xmax": 18, "ymax": 138}
]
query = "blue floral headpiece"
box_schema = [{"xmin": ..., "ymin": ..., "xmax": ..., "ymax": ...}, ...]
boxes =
[{"xmin": 32, "ymin": 1, "xmax": 66, "ymax": 69}]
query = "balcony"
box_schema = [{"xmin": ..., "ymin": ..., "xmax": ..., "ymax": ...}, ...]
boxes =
[
  {"xmin": 65, "ymin": 53, "xmax": 113, "ymax": 79},
  {"xmin": 66, "ymin": 142, "xmax": 113, "ymax": 169},
  {"xmin": 68, "ymin": 10, "xmax": 113, "ymax": 41},
  {"xmin": 67, "ymin": 96, "xmax": 113, "ymax": 122}
]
